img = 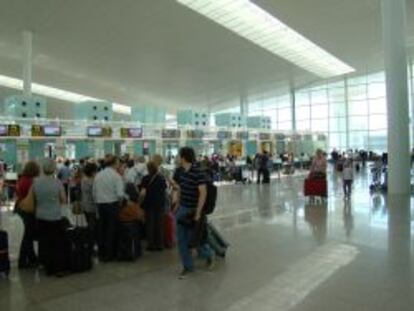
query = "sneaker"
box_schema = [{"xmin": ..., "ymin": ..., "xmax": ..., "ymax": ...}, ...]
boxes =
[
  {"xmin": 178, "ymin": 269, "xmax": 193, "ymax": 279},
  {"xmin": 206, "ymin": 258, "xmax": 215, "ymax": 270}
]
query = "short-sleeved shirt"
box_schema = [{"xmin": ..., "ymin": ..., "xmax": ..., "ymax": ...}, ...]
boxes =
[
  {"xmin": 174, "ymin": 164, "xmax": 207, "ymax": 209},
  {"xmin": 33, "ymin": 176, "xmax": 64, "ymax": 221}
]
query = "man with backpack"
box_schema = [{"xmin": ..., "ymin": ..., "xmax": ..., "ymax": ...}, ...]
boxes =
[{"xmin": 173, "ymin": 147, "xmax": 214, "ymax": 279}]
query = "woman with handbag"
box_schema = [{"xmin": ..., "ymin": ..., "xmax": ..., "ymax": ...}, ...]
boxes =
[
  {"xmin": 140, "ymin": 161, "xmax": 167, "ymax": 251},
  {"xmin": 15, "ymin": 161, "xmax": 40, "ymax": 269},
  {"xmin": 21, "ymin": 158, "xmax": 68, "ymax": 277}
]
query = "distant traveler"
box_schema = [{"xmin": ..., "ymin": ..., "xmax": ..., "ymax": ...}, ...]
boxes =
[
  {"xmin": 342, "ymin": 160, "xmax": 353, "ymax": 199},
  {"xmin": 93, "ymin": 155, "xmax": 125, "ymax": 262},
  {"xmin": 257, "ymin": 151, "xmax": 270, "ymax": 184},
  {"xmin": 15, "ymin": 161, "xmax": 40, "ymax": 269},
  {"xmin": 57, "ymin": 159, "xmax": 72, "ymax": 199},
  {"xmin": 32, "ymin": 158, "xmax": 68, "ymax": 276},
  {"xmin": 173, "ymin": 147, "xmax": 213, "ymax": 279},
  {"xmin": 140, "ymin": 161, "xmax": 167, "ymax": 251},
  {"xmin": 309, "ymin": 149, "xmax": 327, "ymax": 179}
]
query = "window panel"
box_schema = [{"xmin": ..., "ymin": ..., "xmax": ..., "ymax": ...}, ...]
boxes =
[
  {"xmin": 368, "ymin": 82, "xmax": 386, "ymax": 99},
  {"xmin": 348, "ymin": 85, "xmax": 367, "ymax": 101},
  {"xmin": 349, "ymin": 116, "xmax": 369, "ymax": 131},
  {"xmin": 296, "ymin": 106, "xmax": 310, "ymax": 121},
  {"xmin": 297, "ymin": 119, "xmax": 311, "ymax": 131},
  {"xmin": 312, "ymin": 119, "xmax": 328, "ymax": 132},
  {"xmin": 278, "ymin": 108, "xmax": 291, "ymax": 122},
  {"xmin": 329, "ymin": 117, "xmax": 347, "ymax": 132},
  {"xmin": 311, "ymin": 89, "xmax": 328, "ymax": 105},
  {"xmin": 369, "ymin": 115, "xmax": 387, "ymax": 130},
  {"xmin": 349, "ymin": 131, "xmax": 368, "ymax": 149},
  {"xmin": 349, "ymin": 100, "xmax": 368, "ymax": 116},
  {"xmin": 369, "ymin": 130, "xmax": 387, "ymax": 151},
  {"xmin": 369, "ymin": 98, "xmax": 387, "ymax": 115},
  {"xmin": 329, "ymin": 132, "xmax": 346, "ymax": 149},
  {"xmin": 295, "ymin": 92, "xmax": 310, "ymax": 107},
  {"xmin": 329, "ymin": 102, "xmax": 346, "ymax": 118},
  {"xmin": 278, "ymin": 121, "xmax": 292, "ymax": 131},
  {"xmin": 311, "ymin": 104, "xmax": 329, "ymax": 119}
]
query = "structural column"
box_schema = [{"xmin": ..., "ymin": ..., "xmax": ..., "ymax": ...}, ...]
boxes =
[
  {"xmin": 22, "ymin": 31, "xmax": 33, "ymax": 97},
  {"xmin": 382, "ymin": 0, "xmax": 410, "ymax": 194},
  {"xmin": 290, "ymin": 84, "xmax": 296, "ymax": 132}
]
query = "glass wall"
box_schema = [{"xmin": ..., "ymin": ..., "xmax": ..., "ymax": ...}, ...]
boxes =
[{"xmin": 210, "ymin": 63, "xmax": 414, "ymax": 153}]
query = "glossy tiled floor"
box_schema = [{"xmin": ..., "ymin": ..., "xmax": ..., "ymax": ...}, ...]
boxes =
[{"xmin": 1, "ymin": 166, "xmax": 413, "ymax": 311}]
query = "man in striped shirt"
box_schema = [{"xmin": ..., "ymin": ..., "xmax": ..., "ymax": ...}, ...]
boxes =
[{"xmin": 173, "ymin": 147, "xmax": 213, "ymax": 278}]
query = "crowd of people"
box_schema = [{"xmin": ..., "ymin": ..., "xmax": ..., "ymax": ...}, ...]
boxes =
[{"xmin": 13, "ymin": 147, "xmax": 215, "ymax": 278}]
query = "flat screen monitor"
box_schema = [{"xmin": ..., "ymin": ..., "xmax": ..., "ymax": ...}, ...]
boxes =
[
  {"xmin": 0, "ymin": 125, "xmax": 8, "ymax": 136},
  {"xmin": 87, "ymin": 126, "xmax": 103, "ymax": 137},
  {"xmin": 127, "ymin": 128, "xmax": 143, "ymax": 138},
  {"xmin": 162, "ymin": 129, "xmax": 181, "ymax": 139},
  {"xmin": 43, "ymin": 125, "xmax": 61, "ymax": 137}
]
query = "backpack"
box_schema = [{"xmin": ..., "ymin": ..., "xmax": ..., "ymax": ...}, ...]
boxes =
[{"xmin": 203, "ymin": 183, "xmax": 217, "ymax": 215}]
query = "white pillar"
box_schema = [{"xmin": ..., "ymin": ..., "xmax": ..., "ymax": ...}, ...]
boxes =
[
  {"xmin": 382, "ymin": 0, "xmax": 410, "ymax": 194},
  {"xmin": 22, "ymin": 31, "xmax": 33, "ymax": 97}
]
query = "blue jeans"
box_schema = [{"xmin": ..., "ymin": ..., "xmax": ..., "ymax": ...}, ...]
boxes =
[{"xmin": 176, "ymin": 206, "xmax": 212, "ymax": 271}]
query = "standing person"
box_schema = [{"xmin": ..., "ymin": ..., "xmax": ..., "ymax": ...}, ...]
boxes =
[
  {"xmin": 93, "ymin": 155, "xmax": 125, "ymax": 262},
  {"xmin": 140, "ymin": 161, "xmax": 167, "ymax": 251},
  {"xmin": 309, "ymin": 149, "xmax": 327, "ymax": 179},
  {"xmin": 81, "ymin": 162, "xmax": 99, "ymax": 253},
  {"xmin": 125, "ymin": 156, "xmax": 147, "ymax": 187},
  {"xmin": 173, "ymin": 147, "xmax": 213, "ymax": 279},
  {"xmin": 57, "ymin": 160, "xmax": 72, "ymax": 200},
  {"xmin": 258, "ymin": 151, "xmax": 270, "ymax": 184},
  {"xmin": 31, "ymin": 158, "xmax": 68, "ymax": 276},
  {"xmin": 342, "ymin": 160, "xmax": 354, "ymax": 199},
  {"xmin": 15, "ymin": 161, "xmax": 40, "ymax": 269}
]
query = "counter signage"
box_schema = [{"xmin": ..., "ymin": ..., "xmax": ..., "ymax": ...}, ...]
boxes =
[
  {"xmin": 0, "ymin": 125, "xmax": 8, "ymax": 136},
  {"xmin": 274, "ymin": 134, "xmax": 286, "ymax": 140},
  {"xmin": 162, "ymin": 129, "xmax": 181, "ymax": 139},
  {"xmin": 236, "ymin": 131, "xmax": 249, "ymax": 140},
  {"xmin": 102, "ymin": 127, "xmax": 112, "ymax": 138},
  {"xmin": 8, "ymin": 125, "xmax": 21, "ymax": 137},
  {"xmin": 43, "ymin": 125, "xmax": 62, "ymax": 137},
  {"xmin": 187, "ymin": 130, "xmax": 204, "ymax": 139},
  {"xmin": 259, "ymin": 133, "xmax": 271, "ymax": 140},
  {"xmin": 217, "ymin": 131, "xmax": 232, "ymax": 140}
]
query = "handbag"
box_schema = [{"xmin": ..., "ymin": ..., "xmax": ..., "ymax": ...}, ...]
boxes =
[
  {"xmin": 119, "ymin": 201, "xmax": 145, "ymax": 223},
  {"xmin": 19, "ymin": 188, "xmax": 35, "ymax": 214}
]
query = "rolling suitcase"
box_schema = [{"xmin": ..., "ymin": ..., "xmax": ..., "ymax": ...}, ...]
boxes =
[
  {"xmin": 117, "ymin": 223, "xmax": 142, "ymax": 261},
  {"xmin": 0, "ymin": 230, "xmax": 10, "ymax": 276},
  {"xmin": 164, "ymin": 212, "xmax": 176, "ymax": 248},
  {"xmin": 66, "ymin": 226, "xmax": 93, "ymax": 272},
  {"xmin": 304, "ymin": 178, "xmax": 327, "ymax": 197},
  {"xmin": 206, "ymin": 222, "xmax": 229, "ymax": 258}
]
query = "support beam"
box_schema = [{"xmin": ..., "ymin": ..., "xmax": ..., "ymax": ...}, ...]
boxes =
[
  {"xmin": 22, "ymin": 31, "xmax": 33, "ymax": 97},
  {"xmin": 382, "ymin": 0, "xmax": 410, "ymax": 194}
]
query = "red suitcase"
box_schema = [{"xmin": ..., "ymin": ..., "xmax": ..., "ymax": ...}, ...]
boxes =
[
  {"xmin": 304, "ymin": 178, "xmax": 327, "ymax": 197},
  {"xmin": 164, "ymin": 212, "xmax": 176, "ymax": 248}
]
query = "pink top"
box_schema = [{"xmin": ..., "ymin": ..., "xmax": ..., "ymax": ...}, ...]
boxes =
[{"xmin": 310, "ymin": 156, "xmax": 327, "ymax": 173}]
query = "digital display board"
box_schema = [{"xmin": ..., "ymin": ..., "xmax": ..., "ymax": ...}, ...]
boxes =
[
  {"xmin": 87, "ymin": 126, "xmax": 103, "ymax": 137},
  {"xmin": 121, "ymin": 128, "xmax": 143, "ymax": 139},
  {"xmin": 0, "ymin": 125, "xmax": 8, "ymax": 136},
  {"xmin": 187, "ymin": 130, "xmax": 204, "ymax": 139},
  {"xmin": 31, "ymin": 125, "xmax": 44, "ymax": 137},
  {"xmin": 217, "ymin": 131, "xmax": 232, "ymax": 140},
  {"xmin": 236, "ymin": 131, "xmax": 249, "ymax": 140},
  {"xmin": 274, "ymin": 134, "xmax": 286, "ymax": 140},
  {"xmin": 43, "ymin": 125, "xmax": 62, "ymax": 137},
  {"xmin": 162, "ymin": 129, "xmax": 181, "ymax": 139},
  {"xmin": 7, "ymin": 125, "xmax": 20, "ymax": 137}
]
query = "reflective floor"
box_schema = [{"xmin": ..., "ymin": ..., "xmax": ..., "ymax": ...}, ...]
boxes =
[{"xmin": 1, "ymin": 167, "xmax": 413, "ymax": 311}]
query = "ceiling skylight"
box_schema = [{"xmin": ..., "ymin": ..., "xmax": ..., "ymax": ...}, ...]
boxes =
[
  {"xmin": 0, "ymin": 74, "xmax": 132, "ymax": 115},
  {"xmin": 177, "ymin": 0, "xmax": 355, "ymax": 78}
]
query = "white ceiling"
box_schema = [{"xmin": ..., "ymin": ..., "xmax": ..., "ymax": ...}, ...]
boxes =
[{"xmin": 0, "ymin": 0, "xmax": 413, "ymax": 112}]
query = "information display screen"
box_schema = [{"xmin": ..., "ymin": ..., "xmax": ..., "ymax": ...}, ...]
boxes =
[
  {"xmin": 0, "ymin": 125, "xmax": 8, "ymax": 136},
  {"xmin": 7, "ymin": 125, "xmax": 20, "ymax": 137},
  {"xmin": 187, "ymin": 130, "xmax": 204, "ymax": 139},
  {"xmin": 217, "ymin": 131, "xmax": 232, "ymax": 140},
  {"xmin": 162, "ymin": 129, "xmax": 181, "ymax": 139},
  {"xmin": 31, "ymin": 125, "xmax": 44, "ymax": 137},
  {"xmin": 121, "ymin": 128, "xmax": 143, "ymax": 138},
  {"xmin": 43, "ymin": 125, "xmax": 62, "ymax": 137},
  {"xmin": 87, "ymin": 126, "xmax": 103, "ymax": 137}
]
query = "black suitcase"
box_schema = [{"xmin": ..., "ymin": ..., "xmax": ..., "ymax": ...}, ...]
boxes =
[
  {"xmin": 117, "ymin": 223, "xmax": 142, "ymax": 261},
  {"xmin": 66, "ymin": 227, "xmax": 93, "ymax": 273},
  {"xmin": 206, "ymin": 223, "xmax": 229, "ymax": 258},
  {"xmin": 0, "ymin": 230, "xmax": 10, "ymax": 276}
]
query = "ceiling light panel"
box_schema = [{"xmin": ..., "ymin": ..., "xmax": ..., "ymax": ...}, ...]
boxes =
[{"xmin": 177, "ymin": 0, "xmax": 354, "ymax": 78}]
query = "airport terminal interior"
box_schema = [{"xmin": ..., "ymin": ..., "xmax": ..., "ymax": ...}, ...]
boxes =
[{"xmin": 0, "ymin": 0, "xmax": 414, "ymax": 310}]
